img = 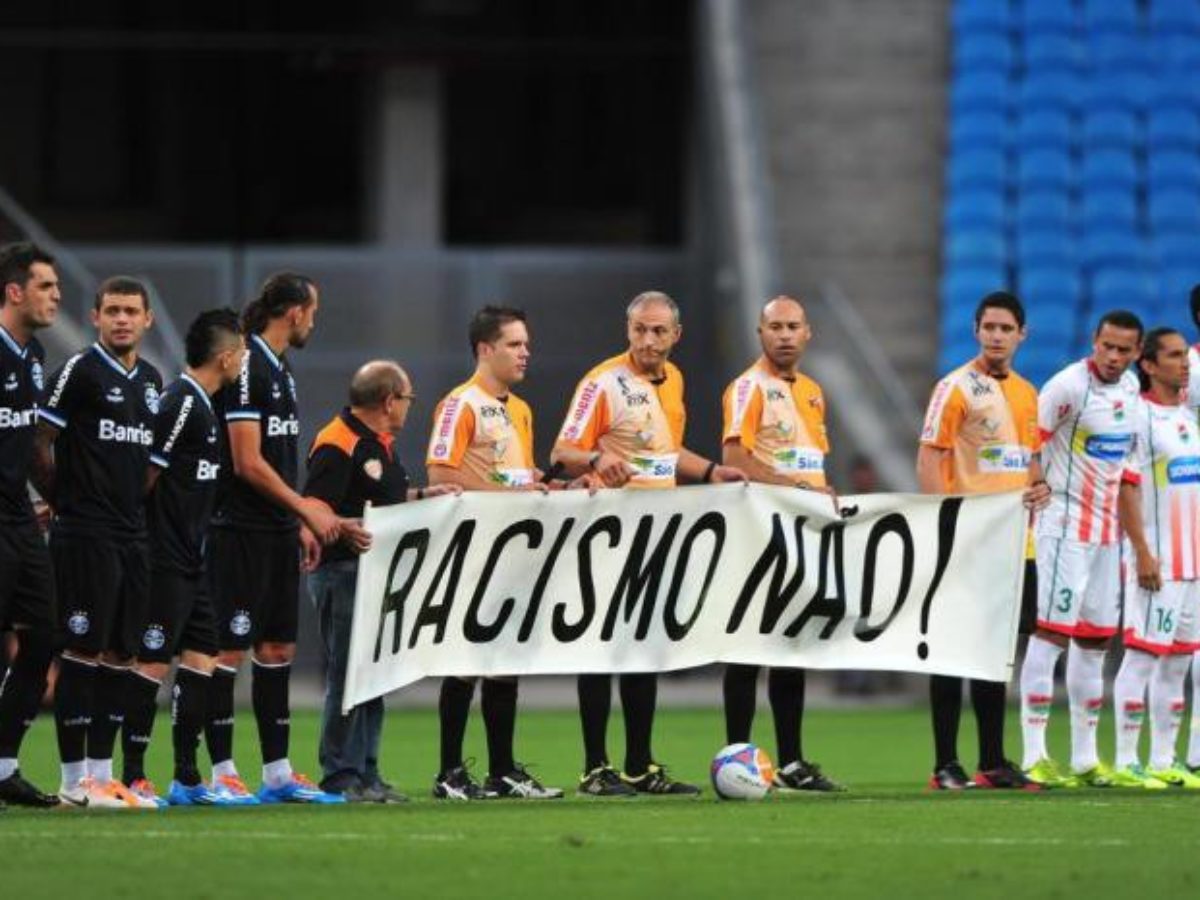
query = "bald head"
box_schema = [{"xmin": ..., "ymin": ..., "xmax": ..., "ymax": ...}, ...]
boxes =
[
  {"xmin": 760, "ymin": 294, "xmax": 806, "ymax": 324},
  {"xmin": 349, "ymin": 360, "xmax": 409, "ymax": 409},
  {"xmin": 626, "ymin": 290, "xmax": 680, "ymax": 325}
]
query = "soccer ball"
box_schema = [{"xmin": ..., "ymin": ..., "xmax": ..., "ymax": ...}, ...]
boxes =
[{"xmin": 710, "ymin": 743, "xmax": 775, "ymax": 800}]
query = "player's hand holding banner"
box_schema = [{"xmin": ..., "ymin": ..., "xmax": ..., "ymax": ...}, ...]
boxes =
[{"xmin": 343, "ymin": 485, "xmax": 1027, "ymax": 711}]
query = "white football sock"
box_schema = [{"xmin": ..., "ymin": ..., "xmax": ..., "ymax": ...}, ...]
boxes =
[
  {"xmin": 263, "ymin": 758, "xmax": 293, "ymax": 788},
  {"xmin": 0, "ymin": 758, "xmax": 17, "ymax": 781},
  {"xmin": 86, "ymin": 757, "xmax": 113, "ymax": 784},
  {"xmin": 1112, "ymin": 649, "xmax": 1155, "ymax": 768},
  {"xmin": 212, "ymin": 759, "xmax": 239, "ymax": 781},
  {"xmin": 1067, "ymin": 644, "xmax": 1106, "ymax": 772},
  {"xmin": 60, "ymin": 760, "xmax": 86, "ymax": 791},
  {"xmin": 1149, "ymin": 653, "xmax": 1191, "ymax": 770},
  {"xmin": 1020, "ymin": 636, "xmax": 1063, "ymax": 768}
]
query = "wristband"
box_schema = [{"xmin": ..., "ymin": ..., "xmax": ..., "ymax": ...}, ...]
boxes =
[{"xmin": 703, "ymin": 461, "xmax": 716, "ymax": 483}]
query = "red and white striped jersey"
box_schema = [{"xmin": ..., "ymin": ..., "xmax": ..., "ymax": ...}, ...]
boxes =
[
  {"xmin": 1126, "ymin": 396, "xmax": 1200, "ymax": 581},
  {"xmin": 1037, "ymin": 360, "xmax": 1142, "ymax": 545}
]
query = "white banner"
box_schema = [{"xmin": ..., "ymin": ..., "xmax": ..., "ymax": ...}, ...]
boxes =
[{"xmin": 343, "ymin": 485, "xmax": 1027, "ymax": 711}]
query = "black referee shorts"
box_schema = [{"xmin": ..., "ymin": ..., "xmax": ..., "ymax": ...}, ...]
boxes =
[
  {"xmin": 0, "ymin": 518, "xmax": 56, "ymax": 632},
  {"xmin": 137, "ymin": 568, "xmax": 220, "ymax": 662},
  {"xmin": 208, "ymin": 527, "xmax": 300, "ymax": 650},
  {"xmin": 51, "ymin": 530, "xmax": 149, "ymax": 657}
]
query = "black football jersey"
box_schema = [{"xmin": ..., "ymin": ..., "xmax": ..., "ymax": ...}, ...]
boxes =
[
  {"xmin": 39, "ymin": 342, "xmax": 162, "ymax": 534},
  {"xmin": 0, "ymin": 325, "xmax": 46, "ymax": 523},
  {"xmin": 211, "ymin": 333, "xmax": 300, "ymax": 531},
  {"xmin": 148, "ymin": 373, "xmax": 222, "ymax": 574}
]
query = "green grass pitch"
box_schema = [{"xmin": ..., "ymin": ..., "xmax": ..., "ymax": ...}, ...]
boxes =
[{"xmin": 0, "ymin": 705, "xmax": 1196, "ymax": 899}]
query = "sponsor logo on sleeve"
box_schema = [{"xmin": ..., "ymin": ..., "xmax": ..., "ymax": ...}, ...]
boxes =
[
  {"xmin": 429, "ymin": 397, "xmax": 461, "ymax": 461},
  {"xmin": 562, "ymin": 380, "xmax": 601, "ymax": 441}
]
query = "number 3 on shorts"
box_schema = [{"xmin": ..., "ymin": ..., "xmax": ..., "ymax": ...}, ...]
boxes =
[{"xmin": 1055, "ymin": 587, "xmax": 1073, "ymax": 614}]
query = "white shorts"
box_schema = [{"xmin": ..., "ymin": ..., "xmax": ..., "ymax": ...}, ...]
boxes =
[
  {"xmin": 1035, "ymin": 536, "xmax": 1122, "ymax": 638},
  {"xmin": 1124, "ymin": 579, "xmax": 1200, "ymax": 656}
]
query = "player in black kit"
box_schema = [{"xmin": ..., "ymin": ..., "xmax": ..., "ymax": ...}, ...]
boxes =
[
  {"xmin": 207, "ymin": 273, "xmax": 357, "ymax": 803},
  {"xmin": 0, "ymin": 242, "xmax": 61, "ymax": 808},
  {"xmin": 119, "ymin": 309, "xmax": 251, "ymax": 806},
  {"xmin": 34, "ymin": 276, "xmax": 163, "ymax": 808}
]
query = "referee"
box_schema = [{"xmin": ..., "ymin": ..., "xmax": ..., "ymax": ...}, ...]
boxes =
[{"xmin": 304, "ymin": 360, "xmax": 458, "ymax": 802}]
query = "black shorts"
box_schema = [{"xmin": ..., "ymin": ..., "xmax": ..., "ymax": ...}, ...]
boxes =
[
  {"xmin": 208, "ymin": 527, "xmax": 300, "ymax": 650},
  {"xmin": 1019, "ymin": 558, "xmax": 1037, "ymax": 636},
  {"xmin": 51, "ymin": 530, "xmax": 149, "ymax": 656},
  {"xmin": 137, "ymin": 568, "xmax": 220, "ymax": 662},
  {"xmin": 0, "ymin": 518, "xmax": 56, "ymax": 632}
]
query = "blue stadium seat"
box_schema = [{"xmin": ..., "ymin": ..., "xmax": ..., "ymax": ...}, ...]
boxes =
[
  {"xmin": 1149, "ymin": 0, "xmax": 1200, "ymax": 34},
  {"xmin": 1084, "ymin": 71, "xmax": 1152, "ymax": 112},
  {"xmin": 951, "ymin": 111, "xmax": 1009, "ymax": 150},
  {"xmin": 941, "ymin": 264, "xmax": 1011, "ymax": 313},
  {"xmin": 1017, "ymin": 109, "xmax": 1073, "ymax": 149},
  {"xmin": 1019, "ymin": 72, "xmax": 1080, "ymax": 111},
  {"xmin": 1160, "ymin": 266, "xmax": 1200, "ymax": 307},
  {"xmin": 1022, "ymin": 0, "xmax": 1079, "ymax": 34},
  {"xmin": 1081, "ymin": 189, "xmax": 1138, "ymax": 231},
  {"xmin": 1089, "ymin": 32, "xmax": 1151, "ymax": 70},
  {"xmin": 1023, "ymin": 33, "xmax": 1086, "ymax": 71},
  {"xmin": 1081, "ymin": 149, "xmax": 1139, "ymax": 192},
  {"xmin": 1017, "ymin": 230, "xmax": 1079, "ymax": 268},
  {"xmin": 1149, "ymin": 74, "xmax": 1200, "ymax": 110},
  {"xmin": 1148, "ymin": 151, "xmax": 1200, "ymax": 190},
  {"xmin": 944, "ymin": 189, "xmax": 1008, "ymax": 230},
  {"xmin": 953, "ymin": 0, "xmax": 1014, "ymax": 35},
  {"xmin": 1091, "ymin": 268, "xmax": 1158, "ymax": 317},
  {"xmin": 1081, "ymin": 110, "xmax": 1138, "ymax": 150},
  {"xmin": 1019, "ymin": 266, "xmax": 1084, "ymax": 322},
  {"xmin": 945, "ymin": 230, "xmax": 1008, "ymax": 267},
  {"xmin": 1019, "ymin": 344, "xmax": 1078, "ymax": 387},
  {"xmin": 1082, "ymin": 229, "xmax": 1145, "ymax": 268},
  {"xmin": 1148, "ymin": 189, "xmax": 1200, "ymax": 231},
  {"xmin": 952, "ymin": 71, "xmax": 1011, "ymax": 112},
  {"xmin": 1084, "ymin": 0, "xmax": 1142, "ymax": 35},
  {"xmin": 949, "ymin": 148, "xmax": 1009, "ymax": 190},
  {"xmin": 1016, "ymin": 189, "xmax": 1073, "ymax": 231},
  {"xmin": 955, "ymin": 32, "xmax": 1015, "ymax": 71},
  {"xmin": 1151, "ymin": 32, "xmax": 1200, "ymax": 69},
  {"xmin": 1017, "ymin": 148, "xmax": 1074, "ymax": 191},
  {"xmin": 1147, "ymin": 109, "xmax": 1200, "ymax": 150},
  {"xmin": 1154, "ymin": 233, "xmax": 1200, "ymax": 267}
]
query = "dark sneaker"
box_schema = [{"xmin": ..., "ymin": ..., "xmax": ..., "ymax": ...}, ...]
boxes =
[
  {"xmin": 485, "ymin": 764, "xmax": 564, "ymax": 799},
  {"xmin": 0, "ymin": 771, "xmax": 61, "ymax": 808},
  {"xmin": 433, "ymin": 764, "xmax": 498, "ymax": 800},
  {"xmin": 362, "ymin": 780, "xmax": 409, "ymax": 804},
  {"xmin": 773, "ymin": 760, "xmax": 846, "ymax": 793},
  {"xmin": 974, "ymin": 759, "xmax": 1043, "ymax": 791},
  {"xmin": 929, "ymin": 760, "xmax": 974, "ymax": 790},
  {"xmin": 622, "ymin": 763, "xmax": 701, "ymax": 795},
  {"xmin": 578, "ymin": 764, "xmax": 636, "ymax": 797}
]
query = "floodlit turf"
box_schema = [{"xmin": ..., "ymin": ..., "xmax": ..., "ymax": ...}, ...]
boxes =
[{"xmin": 1, "ymin": 705, "xmax": 1197, "ymax": 899}]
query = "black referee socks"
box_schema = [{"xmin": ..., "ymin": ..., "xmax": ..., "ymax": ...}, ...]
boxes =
[
  {"xmin": 54, "ymin": 655, "xmax": 96, "ymax": 764},
  {"xmin": 930, "ymin": 675, "xmax": 1009, "ymax": 771},
  {"xmin": 0, "ymin": 629, "xmax": 54, "ymax": 760},
  {"xmin": 121, "ymin": 670, "xmax": 161, "ymax": 785},
  {"xmin": 172, "ymin": 666, "xmax": 210, "ymax": 786},
  {"xmin": 205, "ymin": 665, "xmax": 237, "ymax": 767},
  {"xmin": 251, "ymin": 659, "xmax": 291, "ymax": 765},
  {"xmin": 577, "ymin": 674, "xmax": 612, "ymax": 771},
  {"xmin": 723, "ymin": 664, "xmax": 759, "ymax": 745},
  {"xmin": 481, "ymin": 678, "xmax": 517, "ymax": 778},
  {"xmin": 438, "ymin": 676, "xmax": 475, "ymax": 774},
  {"xmin": 768, "ymin": 667, "xmax": 806, "ymax": 767},
  {"xmin": 620, "ymin": 673, "xmax": 657, "ymax": 777}
]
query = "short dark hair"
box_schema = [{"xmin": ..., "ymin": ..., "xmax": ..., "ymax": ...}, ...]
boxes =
[
  {"xmin": 0, "ymin": 242, "xmax": 55, "ymax": 305},
  {"xmin": 1094, "ymin": 309, "xmax": 1144, "ymax": 341},
  {"xmin": 1136, "ymin": 326, "xmax": 1183, "ymax": 392},
  {"xmin": 185, "ymin": 307, "xmax": 242, "ymax": 368},
  {"xmin": 1190, "ymin": 284, "xmax": 1200, "ymax": 329},
  {"xmin": 468, "ymin": 305, "xmax": 527, "ymax": 358},
  {"xmin": 94, "ymin": 275, "xmax": 150, "ymax": 311},
  {"xmin": 974, "ymin": 291, "xmax": 1025, "ymax": 329},
  {"xmin": 241, "ymin": 272, "xmax": 316, "ymax": 335}
]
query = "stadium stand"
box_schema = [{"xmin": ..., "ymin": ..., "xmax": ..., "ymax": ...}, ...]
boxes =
[{"xmin": 943, "ymin": 0, "xmax": 1200, "ymax": 386}]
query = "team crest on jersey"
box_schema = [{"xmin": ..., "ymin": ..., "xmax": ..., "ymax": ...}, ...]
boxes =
[
  {"xmin": 144, "ymin": 383, "xmax": 160, "ymax": 414},
  {"xmin": 30, "ymin": 360, "xmax": 43, "ymax": 390},
  {"xmin": 67, "ymin": 611, "xmax": 90, "ymax": 635},
  {"xmin": 3, "ymin": 372, "xmax": 17, "ymax": 392},
  {"xmin": 287, "ymin": 373, "xmax": 297, "ymax": 401},
  {"xmin": 1112, "ymin": 399, "xmax": 1125, "ymax": 421},
  {"xmin": 142, "ymin": 625, "xmax": 166, "ymax": 651},
  {"xmin": 271, "ymin": 381, "xmax": 283, "ymax": 401},
  {"xmin": 363, "ymin": 458, "xmax": 383, "ymax": 481},
  {"xmin": 207, "ymin": 426, "xmax": 218, "ymax": 444},
  {"xmin": 230, "ymin": 610, "xmax": 252, "ymax": 636},
  {"xmin": 1179, "ymin": 422, "xmax": 1191, "ymax": 443}
]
